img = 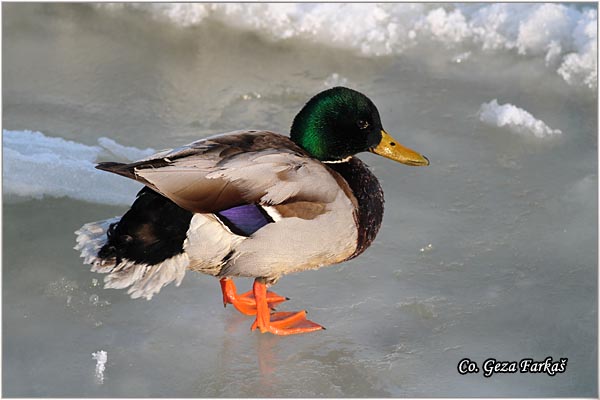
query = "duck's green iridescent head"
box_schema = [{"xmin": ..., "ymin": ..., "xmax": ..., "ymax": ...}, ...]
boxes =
[{"xmin": 290, "ymin": 86, "xmax": 429, "ymax": 166}]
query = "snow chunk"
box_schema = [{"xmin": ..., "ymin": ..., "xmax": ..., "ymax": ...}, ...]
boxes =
[
  {"xmin": 323, "ymin": 73, "xmax": 349, "ymax": 88},
  {"xmin": 478, "ymin": 100, "xmax": 562, "ymax": 138},
  {"xmin": 452, "ymin": 51, "xmax": 471, "ymax": 63},
  {"xmin": 92, "ymin": 350, "xmax": 107, "ymax": 384}
]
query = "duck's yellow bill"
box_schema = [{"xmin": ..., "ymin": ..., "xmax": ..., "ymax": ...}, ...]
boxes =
[{"xmin": 370, "ymin": 130, "xmax": 429, "ymax": 166}]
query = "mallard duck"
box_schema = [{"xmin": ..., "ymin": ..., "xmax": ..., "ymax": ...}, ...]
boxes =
[{"xmin": 75, "ymin": 86, "xmax": 429, "ymax": 335}]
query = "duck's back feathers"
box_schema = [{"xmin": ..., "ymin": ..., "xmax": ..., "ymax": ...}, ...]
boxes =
[{"xmin": 98, "ymin": 131, "xmax": 337, "ymax": 217}]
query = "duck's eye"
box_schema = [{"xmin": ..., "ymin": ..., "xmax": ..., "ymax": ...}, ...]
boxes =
[{"xmin": 357, "ymin": 120, "xmax": 369, "ymax": 130}]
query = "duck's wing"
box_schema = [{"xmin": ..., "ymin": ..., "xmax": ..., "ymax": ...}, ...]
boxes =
[{"xmin": 97, "ymin": 131, "xmax": 342, "ymax": 216}]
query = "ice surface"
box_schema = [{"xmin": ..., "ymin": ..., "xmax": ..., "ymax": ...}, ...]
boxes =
[
  {"xmin": 100, "ymin": 3, "xmax": 597, "ymax": 89},
  {"xmin": 2, "ymin": 4, "xmax": 597, "ymax": 398},
  {"xmin": 478, "ymin": 100, "xmax": 563, "ymax": 138},
  {"xmin": 91, "ymin": 351, "xmax": 107, "ymax": 384},
  {"xmin": 3, "ymin": 130, "xmax": 154, "ymax": 205}
]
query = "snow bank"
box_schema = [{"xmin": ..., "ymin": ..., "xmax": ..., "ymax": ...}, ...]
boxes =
[
  {"xmin": 3, "ymin": 130, "xmax": 155, "ymax": 205},
  {"xmin": 99, "ymin": 3, "xmax": 597, "ymax": 89}
]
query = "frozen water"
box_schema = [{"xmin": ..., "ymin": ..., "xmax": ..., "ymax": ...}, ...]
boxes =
[
  {"xmin": 2, "ymin": 3, "xmax": 597, "ymax": 397},
  {"xmin": 478, "ymin": 100, "xmax": 562, "ymax": 138}
]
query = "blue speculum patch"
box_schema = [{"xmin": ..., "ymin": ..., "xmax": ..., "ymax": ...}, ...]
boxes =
[{"xmin": 216, "ymin": 204, "xmax": 273, "ymax": 236}]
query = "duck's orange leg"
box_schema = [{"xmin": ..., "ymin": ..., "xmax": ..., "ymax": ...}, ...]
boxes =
[
  {"xmin": 220, "ymin": 278, "xmax": 288, "ymax": 315},
  {"xmin": 250, "ymin": 279, "xmax": 324, "ymax": 335}
]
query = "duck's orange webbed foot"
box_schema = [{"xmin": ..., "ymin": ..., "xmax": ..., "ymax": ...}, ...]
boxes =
[
  {"xmin": 250, "ymin": 279, "xmax": 324, "ymax": 336},
  {"xmin": 220, "ymin": 278, "xmax": 288, "ymax": 315}
]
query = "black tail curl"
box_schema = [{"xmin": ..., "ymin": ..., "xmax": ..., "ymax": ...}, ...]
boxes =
[{"xmin": 97, "ymin": 187, "xmax": 193, "ymax": 266}]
